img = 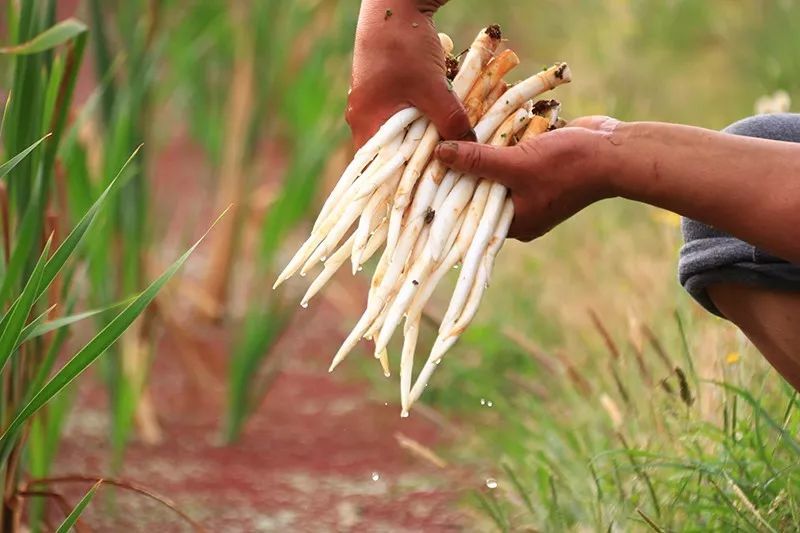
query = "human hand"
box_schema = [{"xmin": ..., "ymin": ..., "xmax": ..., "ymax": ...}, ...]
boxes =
[
  {"xmin": 434, "ymin": 116, "xmax": 621, "ymax": 241},
  {"xmin": 347, "ymin": 0, "xmax": 475, "ymax": 148}
]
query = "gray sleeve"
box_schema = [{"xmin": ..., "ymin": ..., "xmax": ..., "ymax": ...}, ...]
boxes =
[{"xmin": 678, "ymin": 113, "xmax": 800, "ymax": 317}]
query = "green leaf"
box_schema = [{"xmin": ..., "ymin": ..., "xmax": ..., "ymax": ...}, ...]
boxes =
[
  {"xmin": 0, "ymin": 209, "xmax": 227, "ymax": 450},
  {"xmin": 0, "ymin": 133, "xmax": 51, "ymax": 180},
  {"xmin": 19, "ymin": 297, "xmax": 134, "ymax": 344},
  {"xmin": 0, "ymin": 235, "xmax": 52, "ymax": 373},
  {"xmin": 55, "ymin": 479, "xmax": 102, "ymax": 533},
  {"xmin": 0, "ymin": 146, "xmax": 138, "ymax": 323},
  {"xmin": 16, "ymin": 303, "xmax": 57, "ymax": 346},
  {"xmin": 0, "ymin": 18, "xmax": 88, "ymax": 55},
  {"xmin": 0, "ymin": 172, "xmax": 46, "ymax": 306},
  {"xmin": 40, "ymin": 147, "xmax": 142, "ymax": 301}
]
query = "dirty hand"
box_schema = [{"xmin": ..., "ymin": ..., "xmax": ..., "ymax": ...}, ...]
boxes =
[
  {"xmin": 434, "ymin": 116, "xmax": 620, "ymax": 241},
  {"xmin": 347, "ymin": 0, "xmax": 475, "ymax": 148}
]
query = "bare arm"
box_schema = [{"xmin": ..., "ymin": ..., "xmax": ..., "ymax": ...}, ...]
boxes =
[
  {"xmin": 435, "ymin": 117, "xmax": 800, "ymax": 388},
  {"xmin": 608, "ymin": 121, "xmax": 800, "ymax": 264},
  {"xmin": 434, "ymin": 117, "xmax": 800, "ymax": 264}
]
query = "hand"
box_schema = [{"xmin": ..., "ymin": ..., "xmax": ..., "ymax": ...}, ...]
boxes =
[
  {"xmin": 434, "ymin": 116, "xmax": 620, "ymax": 241},
  {"xmin": 347, "ymin": 0, "xmax": 475, "ymax": 148}
]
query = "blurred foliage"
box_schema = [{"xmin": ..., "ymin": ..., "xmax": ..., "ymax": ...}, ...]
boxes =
[{"xmin": 436, "ymin": 0, "xmax": 800, "ymax": 128}]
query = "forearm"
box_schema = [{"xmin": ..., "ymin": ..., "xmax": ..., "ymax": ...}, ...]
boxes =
[{"xmin": 607, "ymin": 121, "xmax": 800, "ymax": 263}]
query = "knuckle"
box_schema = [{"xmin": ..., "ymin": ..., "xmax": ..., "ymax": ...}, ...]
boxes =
[{"xmin": 465, "ymin": 147, "xmax": 483, "ymax": 170}]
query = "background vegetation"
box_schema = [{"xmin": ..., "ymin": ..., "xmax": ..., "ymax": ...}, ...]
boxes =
[{"xmin": 0, "ymin": 0, "xmax": 798, "ymax": 530}]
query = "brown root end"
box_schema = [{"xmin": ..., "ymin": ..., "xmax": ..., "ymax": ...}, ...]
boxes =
[
  {"xmin": 445, "ymin": 56, "xmax": 460, "ymax": 80},
  {"xmin": 485, "ymin": 24, "xmax": 502, "ymax": 40},
  {"xmin": 532, "ymin": 99, "xmax": 560, "ymax": 116}
]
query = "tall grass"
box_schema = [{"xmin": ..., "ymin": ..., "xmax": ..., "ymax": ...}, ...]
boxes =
[
  {"xmin": 78, "ymin": 0, "xmax": 165, "ymax": 466},
  {"xmin": 0, "ymin": 4, "xmax": 213, "ymax": 529}
]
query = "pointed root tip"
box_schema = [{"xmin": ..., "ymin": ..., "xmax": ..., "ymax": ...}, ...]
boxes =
[
  {"xmin": 400, "ymin": 410, "xmax": 409, "ymax": 418},
  {"xmin": 272, "ymin": 277, "xmax": 284, "ymax": 290},
  {"xmin": 379, "ymin": 353, "xmax": 390, "ymax": 377},
  {"xmin": 328, "ymin": 358, "xmax": 342, "ymax": 373}
]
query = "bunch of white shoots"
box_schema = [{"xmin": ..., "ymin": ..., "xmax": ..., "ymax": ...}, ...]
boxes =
[{"xmin": 274, "ymin": 25, "xmax": 571, "ymax": 415}]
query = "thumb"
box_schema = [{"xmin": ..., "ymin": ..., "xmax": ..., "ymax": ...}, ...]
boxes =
[
  {"xmin": 413, "ymin": 78, "xmax": 476, "ymax": 142},
  {"xmin": 434, "ymin": 141, "xmax": 525, "ymax": 185}
]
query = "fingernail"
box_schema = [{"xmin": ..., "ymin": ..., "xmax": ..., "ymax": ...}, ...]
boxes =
[
  {"xmin": 459, "ymin": 128, "xmax": 477, "ymax": 143},
  {"xmin": 436, "ymin": 141, "xmax": 459, "ymax": 164}
]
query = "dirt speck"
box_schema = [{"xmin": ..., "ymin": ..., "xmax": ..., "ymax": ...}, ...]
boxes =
[{"xmin": 424, "ymin": 208, "xmax": 435, "ymax": 224}]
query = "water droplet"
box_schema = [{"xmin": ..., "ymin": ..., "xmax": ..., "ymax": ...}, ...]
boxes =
[
  {"xmin": 486, "ymin": 478, "xmax": 498, "ymax": 489},
  {"xmin": 300, "ymin": 301, "xmax": 308, "ymax": 309},
  {"xmin": 453, "ymin": 264, "xmax": 460, "ymax": 270},
  {"xmin": 487, "ymin": 400, "xmax": 494, "ymax": 407},
  {"xmin": 434, "ymin": 358, "xmax": 441, "ymax": 365},
  {"xmin": 357, "ymin": 266, "xmax": 363, "ymax": 272},
  {"xmin": 371, "ymin": 472, "xmax": 380, "ymax": 481},
  {"xmin": 384, "ymin": 402, "xmax": 388, "ymax": 406},
  {"xmin": 480, "ymin": 398, "xmax": 486, "ymax": 406},
  {"xmin": 320, "ymin": 255, "xmax": 327, "ymax": 262}
]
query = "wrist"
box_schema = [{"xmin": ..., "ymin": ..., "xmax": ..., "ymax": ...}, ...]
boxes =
[{"xmin": 598, "ymin": 120, "xmax": 643, "ymax": 200}]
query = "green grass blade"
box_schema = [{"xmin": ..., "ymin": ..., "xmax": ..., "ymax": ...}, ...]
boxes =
[
  {"xmin": 54, "ymin": 479, "xmax": 102, "ymax": 533},
  {"xmin": 0, "ymin": 209, "xmax": 227, "ymax": 450},
  {"xmin": 472, "ymin": 491, "xmax": 506, "ymax": 532},
  {"xmin": 0, "ymin": 235, "xmax": 52, "ymax": 373},
  {"xmin": 711, "ymin": 381, "xmax": 800, "ymax": 454},
  {"xmin": 636, "ymin": 508, "xmax": 666, "ymax": 532},
  {"xmin": 0, "ymin": 146, "xmax": 138, "ymax": 313},
  {"xmin": 22, "ymin": 299, "xmax": 75, "ymax": 409},
  {"xmin": 15, "ymin": 303, "xmax": 56, "ymax": 345},
  {"xmin": 39, "ymin": 146, "xmax": 141, "ymax": 298},
  {"xmin": 0, "ymin": 91, "xmax": 11, "ymax": 138},
  {"xmin": 0, "ymin": 173, "xmax": 45, "ymax": 304},
  {"xmin": 0, "ymin": 18, "xmax": 88, "ymax": 55},
  {"xmin": 0, "ymin": 132, "xmax": 51, "ymax": 181},
  {"xmin": 20, "ymin": 297, "xmax": 134, "ymax": 344},
  {"xmin": 501, "ymin": 462, "xmax": 536, "ymax": 515}
]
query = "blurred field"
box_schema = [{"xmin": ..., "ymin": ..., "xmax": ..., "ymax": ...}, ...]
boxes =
[{"xmin": 1, "ymin": 0, "xmax": 799, "ymax": 531}]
